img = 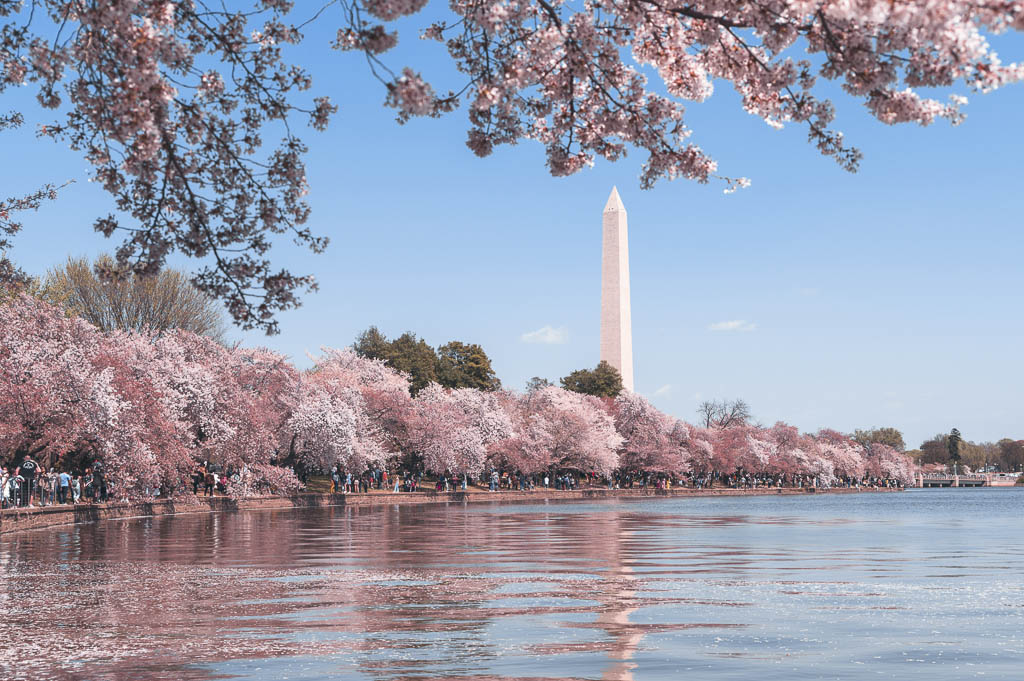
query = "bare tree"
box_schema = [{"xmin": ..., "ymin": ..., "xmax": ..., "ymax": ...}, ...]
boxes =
[
  {"xmin": 697, "ymin": 399, "xmax": 752, "ymax": 429},
  {"xmin": 43, "ymin": 255, "xmax": 226, "ymax": 341}
]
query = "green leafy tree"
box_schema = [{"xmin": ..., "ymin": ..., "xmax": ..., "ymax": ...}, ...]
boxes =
[
  {"xmin": 853, "ymin": 427, "xmax": 906, "ymax": 452},
  {"xmin": 352, "ymin": 327, "xmax": 439, "ymax": 395},
  {"xmin": 437, "ymin": 341, "xmax": 501, "ymax": 391},
  {"xmin": 356, "ymin": 328, "xmax": 504, "ymax": 395},
  {"xmin": 560, "ymin": 361, "xmax": 623, "ymax": 398},
  {"xmin": 383, "ymin": 332, "xmax": 439, "ymax": 396},
  {"xmin": 353, "ymin": 325, "xmax": 390, "ymax": 361}
]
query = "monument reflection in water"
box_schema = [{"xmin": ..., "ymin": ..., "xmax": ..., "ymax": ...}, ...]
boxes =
[{"xmin": 2, "ymin": 489, "xmax": 1023, "ymax": 681}]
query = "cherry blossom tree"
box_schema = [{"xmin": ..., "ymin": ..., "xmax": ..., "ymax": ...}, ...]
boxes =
[
  {"xmin": 411, "ymin": 383, "xmax": 512, "ymax": 475},
  {"xmin": 814, "ymin": 428, "xmax": 867, "ymax": 479},
  {"xmin": 91, "ymin": 330, "xmax": 194, "ymax": 496},
  {"xmin": 142, "ymin": 331, "xmax": 302, "ymax": 493},
  {"xmin": 614, "ymin": 391, "xmax": 688, "ymax": 473},
  {"xmin": 767, "ymin": 422, "xmax": 815, "ymax": 477},
  {"xmin": 863, "ymin": 441, "xmax": 915, "ymax": 484},
  {"xmin": 679, "ymin": 422, "xmax": 716, "ymax": 473},
  {"xmin": 281, "ymin": 346, "xmax": 413, "ymax": 475},
  {"xmin": 0, "ymin": 295, "xmax": 919, "ymax": 494},
  {"xmin": 740, "ymin": 430, "xmax": 777, "ymax": 474},
  {"xmin": 0, "ymin": 293, "xmax": 123, "ymax": 466},
  {"xmin": 506, "ymin": 386, "xmax": 622, "ymax": 476},
  {"xmin": 708, "ymin": 424, "xmax": 748, "ymax": 473},
  {"xmin": 232, "ymin": 345, "xmax": 303, "ymax": 457},
  {"xmin": 154, "ymin": 333, "xmax": 249, "ymax": 467},
  {"xmin": 485, "ymin": 390, "xmax": 531, "ymax": 472},
  {"xmin": 305, "ymin": 346, "xmax": 414, "ymax": 456},
  {"xmin": 3, "ymin": 1, "xmax": 1021, "ymax": 329},
  {"xmin": 239, "ymin": 462, "xmax": 302, "ymax": 496},
  {"xmin": 287, "ymin": 383, "xmax": 389, "ymax": 473}
]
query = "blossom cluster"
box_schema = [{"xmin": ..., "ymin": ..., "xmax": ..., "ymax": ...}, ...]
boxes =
[
  {"xmin": 0, "ymin": 294, "xmax": 915, "ymax": 501},
  {"xmin": 2, "ymin": 2, "xmax": 1021, "ymax": 331}
]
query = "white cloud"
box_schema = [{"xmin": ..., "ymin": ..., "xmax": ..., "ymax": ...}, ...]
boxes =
[
  {"xmin": 653, "ymin": 384, "xmax": 673, "ymax": 397},
  {"xmin": 708, "ymin": 320, "xmax": 757, "ymax": 332},
  {"xmin": 521, "ymin": 325, "xmax": 569, "ymax": 345}
]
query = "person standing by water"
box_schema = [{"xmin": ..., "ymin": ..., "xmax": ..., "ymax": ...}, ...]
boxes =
[
  {"xmin": 0, "ymin": 468, "xmax": 10, "ymax": 508},
  {"xmin": 203, "ymin": 466, "xmax": 216, "ymax": 496},
  {"xmin": 93, "ymin": 466, "xmax": 107, "ymax": 502},
  {"xmin": 193, "ymin": 463, "xmax": 205, "ymax": 495},
  {"xmin": 57, "ymin": 470, "xmax": 71, "ymax": 504},
  {"xmin": 16, "ymin": 455, "xmax": 39, "ymax": 507},
  {"xmin": 48, "ymin": 468, "xmax": 58, "ymax": 506},
  {"xmin": 38, "ymin": 468, "xmax": 51, "ymax": 506}
]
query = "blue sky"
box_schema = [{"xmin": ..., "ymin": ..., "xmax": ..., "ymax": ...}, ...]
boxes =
[{"xmin": 4, "ymin": 12, "xmax": 1023, "ymax": 450}]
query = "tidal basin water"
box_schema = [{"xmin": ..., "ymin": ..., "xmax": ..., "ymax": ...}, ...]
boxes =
[{"xmin": 2, "ymin": 489, "xmax": 1023, "ymax": 681}]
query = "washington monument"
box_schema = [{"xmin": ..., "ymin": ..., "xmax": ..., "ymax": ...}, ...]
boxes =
[{"xmin": 601, "ymin": 187, "xmax": 634, "ymax": 392}]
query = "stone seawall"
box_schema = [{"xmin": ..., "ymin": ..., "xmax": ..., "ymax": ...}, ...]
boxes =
[{"xmin": 0, "ymin": 485, "xmax": 900, "ymax": 536}]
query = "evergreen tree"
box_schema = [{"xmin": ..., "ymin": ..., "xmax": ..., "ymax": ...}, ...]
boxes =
[
  {"xmin": 560, "ymin": 361, "xmax": 623, "ymax": 398},
  {"xmin": 352, "ymin": 327, "xmax": 439, "ymax": 395},
  {"xmin": 948, "ymin": 428, "xmax": 963, "ymax": 472},
  {"xmin": 437, "ymin": 341, "xmax": 501, "ymax": 391},
  {"xmin": 353, "ymin": 326, "xmax": 390, "ymax": 361},
  {"xmin": 385, "ymin": 332, "xmax": 439, "ymax": 395}
]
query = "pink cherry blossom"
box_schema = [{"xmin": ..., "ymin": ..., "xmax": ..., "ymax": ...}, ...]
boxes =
[
  {"xmin": 614, "ymin": 392, "xmax": 689, "ymax": 473},
  {"xmin": 0, "ymin": 295, "xmax": 917, "ymax": 492},
  {"xmin": 412, "ymin": 383, "xmax": 512, "ymax": 475},
  {"xmin": 3, "ymin": 1, "xmax": 1021, "ymax": 329}
]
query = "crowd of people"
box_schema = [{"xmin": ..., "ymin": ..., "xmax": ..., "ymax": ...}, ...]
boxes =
[
  {"xmin": 1, "ymin": 455, "xmax": 109, "ymax": 509},
  {"xmin": 321, "ymin": 466, "xmax": 906, "ymax": 496},
  {"xmin": 2, "ymin": 453, "xmax": 905, "ymax": 512}
]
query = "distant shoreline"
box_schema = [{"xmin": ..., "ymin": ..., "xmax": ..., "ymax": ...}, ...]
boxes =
[{"xmin": 0, "ymin": 485, "xmax": 902, "ymax": 536}]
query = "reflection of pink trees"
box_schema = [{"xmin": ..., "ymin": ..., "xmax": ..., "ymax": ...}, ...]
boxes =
[{"xmin": 0, "ymin": 295, "xmax": 916, "ymax": 494}]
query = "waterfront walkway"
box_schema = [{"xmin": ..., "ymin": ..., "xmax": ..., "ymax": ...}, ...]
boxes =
[{"xmin": 0, "ymin": 485, "xmax": 901, "ymax": 536}]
